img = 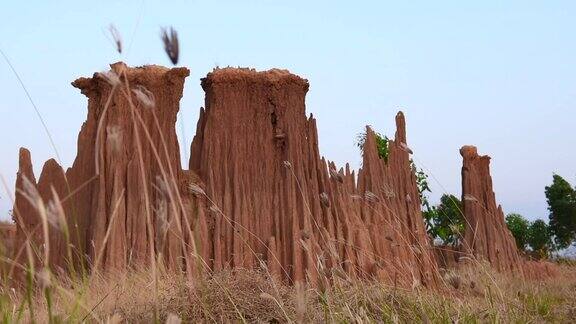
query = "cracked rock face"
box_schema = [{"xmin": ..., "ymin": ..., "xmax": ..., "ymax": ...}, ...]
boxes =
[{"xmin": 11, "ymin": 64, "xmax": 439, "ymax": 287}]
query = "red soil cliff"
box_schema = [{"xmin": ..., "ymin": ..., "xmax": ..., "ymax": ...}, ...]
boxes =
[
  {"xmin": 459, "ymin": 146, "xmax": 558, "ymax": 279},
  {"xmin": 12, "ymin": 63, "xmax": 202, "ymax": 275},
  {"xmin": 460, "ymin": 145, "xmax": 523, "ymax": 273},
  {"xmin": 190, "ymin": 68, "xmax": 438, "ymax": 287},
  {"xmin": 69, "ymin": 62, "xmax": 196, "ymax": 272},
  {"xmin": 12, "ymin": 64, "xmax": 440, "ymax": 287}
]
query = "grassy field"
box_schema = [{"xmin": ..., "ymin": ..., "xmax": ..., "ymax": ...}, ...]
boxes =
[{"xmin": 0, "ymin": 259, "xmax": 574, "ymax": 323}]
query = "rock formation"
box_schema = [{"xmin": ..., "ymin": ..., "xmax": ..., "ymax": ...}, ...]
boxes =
[
  {"xmin": 459, "ymin": 146, "xmax": 558, "ymax": 279},
  {"xmin": 460, "ymin": 145, "xmax": 523, "ymax": 273},
  {"xmin": 0, "ymin": 223, "xmax": 15, "ymax": 243},
  {"xmin": 9, "ymin": 62, "xmax": 560, "ymax": 286},
  {"xmin": 12, "ymin": 63, "xmax": 204, "ymax": 276},
  {"xmin": 11, "ymin": 148, "xmax": 41, "ymax": 268},
  {"xmin": 0, "ymin": 222, "xmax": 15, "ymax": 256},
  {"xmin": 10, "ymin": 63, "xmax": 439, "ymax": 287},
  {"xmin": 9, "ymin": 62, "xmax": 560, "ymax": 285},
  {"xmin": 68, "ymin": 62, "xmax": 199, "ymax": 272},
  {"xmin": 190, "ymin": 68, "xmax": 438, "ymax": 287}
]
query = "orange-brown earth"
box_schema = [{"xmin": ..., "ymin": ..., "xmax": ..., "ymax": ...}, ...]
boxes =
[
  {"xmin": 7, "ymin": 62, "xmax": 557, "ymax": 286},
  {"xmin": 458, "ymin": 146, "xmax": 557, "ymax": 279}
]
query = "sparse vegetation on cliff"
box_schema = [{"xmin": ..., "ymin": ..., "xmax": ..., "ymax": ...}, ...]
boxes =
[{"xmin": 356, "ymin": 128, "xmax": 390, "ymax": 162}]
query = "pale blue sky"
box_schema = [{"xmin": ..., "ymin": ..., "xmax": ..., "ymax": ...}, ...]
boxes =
[{"xmin": 1, "ymin": 1, "xmax": 575, "ymax": 221}]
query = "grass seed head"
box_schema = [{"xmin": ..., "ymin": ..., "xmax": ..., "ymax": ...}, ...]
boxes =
[
  {"xmin": 320, "ymin": 192, "xmax": 330, "ymax": 207},
  {"xmin": 106, "ymin": 125, "xmax": 123, "ymax": 153},
  {"xmin": 188, "ymin": 183, "xmax": 205, "ymax": 196},
  {"xmin": 37, "ymin": 267, "xmax": 52, "ymax": 290},
  {"xmin": 165, "ymin": 313, "xmax": 181, "ymax": 324},
  {"xmin": 364, "ymin": 191, "xmax": 380, "ymax": 203},
  {"xmin": 46, "ymin": 199, "xmax": 65, "ymax": 232},
  {"xmin": 209, "ymin": 205, "xmax": 220, "ymax": 214},
  {"xmin": 154, "ymin": 175, "xmax": 170, "ymax": 197},
  {"xmin": 106, "ymin": 313, "xmax": 123, "ymax": 324},
  {"xmin": 21, "ymin": 175, "xmax": 41, "ymax": 208},
  {"xmin": 161, "ymin": 27, "xmax": 179, "ymax": 65},
  {"xmin": 132, "ymin": 85, "xmax": 156, "ymax": 109},
  {"xmin": 108, "ymin": 24, "xmax": 122, "ymax": 54},
  {"xmin": 329, "ymin": 168, "xmax": 344, "ymax": 183},
  {"xmin": 98, "ymin": 70, "xmax": 121, "ymax": 87},
  {"xmin": 399, "ymin": 142, "xmax": 413, "ymax": 154},
  {"xmin": 382, "ymin": 183, "xmax": 396, "ymax": 198}
]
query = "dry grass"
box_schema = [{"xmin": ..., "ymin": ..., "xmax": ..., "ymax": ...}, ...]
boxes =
[{"xmin": 0, "ymin": 262, "xmax": 574, "ymax": 323}]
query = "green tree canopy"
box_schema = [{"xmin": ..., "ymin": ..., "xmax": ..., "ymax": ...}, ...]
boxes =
[
  {"xmin": 528, "ymin": 219, "xmax": 552, "ymax": 258},
  {"xmin": 505, "ymin": 213, "xmax": 530, "ymax": 251},
  {"xmin": 423, "ymin": 194, "xmax": 464, "ymax": 246},
  {"xmin": 410, "ymin": 162, "xmax": 464, "ymax": 246},
  {"xmin": 545, "ymin": 174, "xmax": 576, "ymax": 249}
]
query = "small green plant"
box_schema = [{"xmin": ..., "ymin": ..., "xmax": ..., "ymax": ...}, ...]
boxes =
[
  {"xmin": 411, "ymin": 160, "xmax": 431, "ymax": 211},
  {"xmin": 356, "ymin": 128, "xmax": 390, "ymax": 162}
]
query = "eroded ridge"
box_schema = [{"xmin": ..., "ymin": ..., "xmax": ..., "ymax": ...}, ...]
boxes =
[
  {"xmin": 459, "ymin": 146, "xmax": 558, "ymax": 279},
  {"xmin": 12, "ymin": 63, "xmax": 440, "ymax": 287}
]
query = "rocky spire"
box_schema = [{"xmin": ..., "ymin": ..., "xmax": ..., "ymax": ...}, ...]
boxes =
[
  {"xmin": 12, "ymin": 63, "xmax": 202, "ymax": 275},
  {"xmin": 12, "ymin": 64, "xmax": 439, "ymax": 287},
  {"xmin": 190, "ymin": 67, "xmax": 438, "ymax": 287},
  {"xmin": 460, "ymin": 145, "xmax": 523, "ymax": 273}
]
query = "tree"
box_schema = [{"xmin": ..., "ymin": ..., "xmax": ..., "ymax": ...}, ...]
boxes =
[
  {"xmin": 505, "ymin": 213, "xmax": 530, "ymax": 251},
  {"xmin": 410, "ymin": 162, "xmax": 464, "ymax": 246},
  {"xmin": 528, "ymin": 219, "xmax": 552, "ymax": 258},
  {"xmin": 423, "ymin": 194, "xmax": 464, "ymax": 246},
  {"xmin": 545, "ymin": 174, "xmax": 576, "ymax": 249}
]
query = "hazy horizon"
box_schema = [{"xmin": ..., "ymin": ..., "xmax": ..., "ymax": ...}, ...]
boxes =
[{"xmin": 1, "ymin": 1, "xmax": 575, "ymax": 222}]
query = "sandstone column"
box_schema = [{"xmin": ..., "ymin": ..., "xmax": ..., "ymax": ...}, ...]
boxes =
[{"xmin": 460, "ymin": 146, "xmax": 523, "ymax": 273}]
